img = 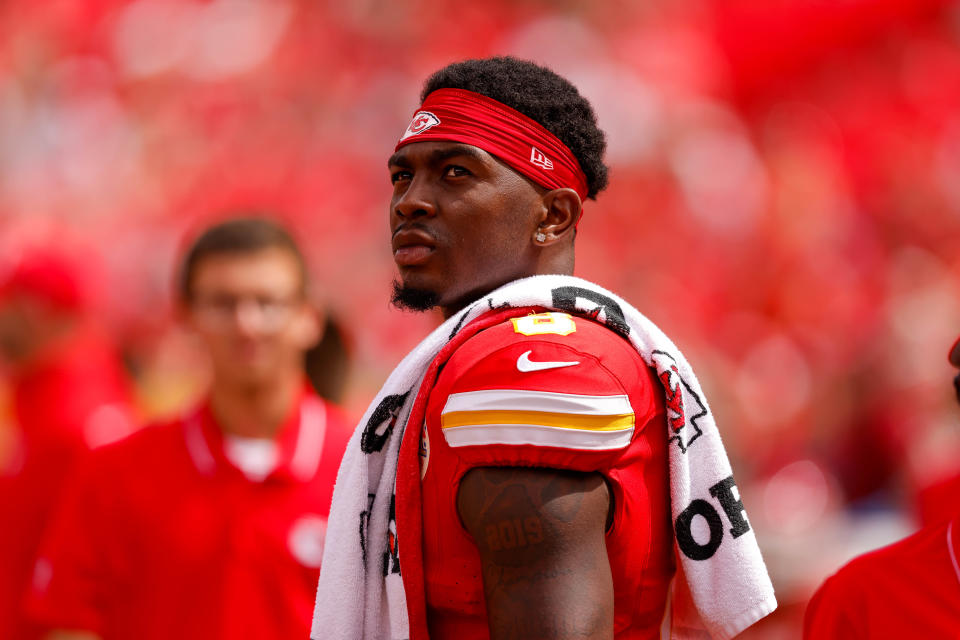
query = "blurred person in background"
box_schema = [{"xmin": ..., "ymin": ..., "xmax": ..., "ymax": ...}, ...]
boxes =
[
  {"xmin": 25, "ymin": 218, "xmax": 352, "ymax": 640},
  {"xmin": 0, "ymin": 247, "xmax": 135, "ymax": 640},
  {"xmin": 802, "ymin": 338, "xmax": 960, "ymax": 638},
  {"xmin": 313, "ymin": 57, "xmax": 774, "ymax": 640}
]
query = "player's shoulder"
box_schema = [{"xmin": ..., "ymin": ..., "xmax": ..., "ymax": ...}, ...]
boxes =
[
  {"xmin": 461, "ymin": 310, "xmax": 638, "ymax": 354},
  {"xmin": 431, "ymin": 311, "xmax": 657, "ymax": 454},
  {"xmin": 449, "ymin": 311, "xmax": 647, "ymax": 388},
  {"xmin": 314, "ymin": 395, "xmax": 354, "ymax": 432},
  {"xmin": 81, "ymin": 417, "xmax": 182, "ymax": 473},
  {"xmin": 848, "ymin": 520, "xmax": 950, "ymax": 574},
  {"xmin": 817, "ymin": 520, "xmax": 950, "ymax": 600}
]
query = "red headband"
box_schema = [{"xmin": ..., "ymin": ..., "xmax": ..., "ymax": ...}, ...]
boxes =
[{"xmin": 395, "ymin": 88, "xmax": 589, "ymax": 201}]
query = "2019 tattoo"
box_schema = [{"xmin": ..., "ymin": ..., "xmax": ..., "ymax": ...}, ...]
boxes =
[
  {"xmin": 458, "ymin": 467, "xmax": 614, "ymax": 639},
  {"xmin": 485, "ymin": 516, "xmax": 544, "ymax": 551}
]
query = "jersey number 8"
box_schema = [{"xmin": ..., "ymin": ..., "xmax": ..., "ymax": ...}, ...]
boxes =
[{"xmin": 511, "ymin": 312, "xmax": 577, "ymax": 336}]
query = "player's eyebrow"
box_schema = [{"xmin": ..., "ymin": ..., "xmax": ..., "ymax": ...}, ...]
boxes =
[
  {"xmin": 387, "ymin": 144, "xmax": 486, "ymax": 169},
  {"xmin": 387, "ymin": 151, "xmax": 409, "ymax": 168}
]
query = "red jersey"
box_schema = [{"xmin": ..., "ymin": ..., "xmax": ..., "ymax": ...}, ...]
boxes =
[
  {"xmin": 916, "ymin": 472, "xmax": 960, "ymax": 526},
  {"xmin": 420, "ymin": 311, "xmax": 674, "ymax": 639},
  {"xmin": 0, "ymin": 331, "xmax": 134, "ymax": 640},
  {"xmin": 804, "ymin": 513, "xmax": 960, "ymax": 638},
  {"xmin": 26, "ymin": 389, "xmax": 351, "ymax": 640}
]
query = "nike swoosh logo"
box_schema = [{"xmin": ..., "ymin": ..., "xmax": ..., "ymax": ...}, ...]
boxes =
[{"xmin": 516, "ymin": 350, "xmax": 580, "ymax": 373}]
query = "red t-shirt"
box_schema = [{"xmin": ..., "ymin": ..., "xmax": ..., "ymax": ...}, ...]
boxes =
[
  {"xmin": 420, "ymin": 312, "xmax": 674, "ymax": 639},
  {"xmin": 0, "ymin": 331, "xmax": 134, "ymax": 640},
  {"xmin": 804, "ymin": 513, "xmax": 960, "ymax": 638},
  {"xmin": 26, "ymin": 390, "xmax": 352, "ymax": 640},
  {"xmin": 915, "ymin": 472, "xmax": 960, "ymax": 526}
]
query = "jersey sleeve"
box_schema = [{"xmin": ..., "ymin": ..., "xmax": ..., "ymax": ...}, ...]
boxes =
[
  {"xmin": 427, "ymin": 312, "xmax": 658, "ymax": 473},
  {"xmin": 24, "ymin": 449, "xmax": 119, "ymax": 634}
]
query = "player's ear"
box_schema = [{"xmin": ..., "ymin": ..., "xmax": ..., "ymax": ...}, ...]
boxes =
[{"xmin": 535, "ymin": 188, "xmax": 581, "ymax": 245}]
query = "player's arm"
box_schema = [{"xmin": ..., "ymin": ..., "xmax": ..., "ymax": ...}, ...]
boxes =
[
  {"xmin": 45, "ymin": 630, "xmax": 103, "ymax": 640},
  {"xmin": 458, "ymin": 466, "xmax": 614, "ymax": 640}
]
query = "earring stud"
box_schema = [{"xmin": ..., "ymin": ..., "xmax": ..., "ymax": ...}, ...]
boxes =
[{"xmin": 536, "ymin": 232, "xmax": 546, "ymax": 242}]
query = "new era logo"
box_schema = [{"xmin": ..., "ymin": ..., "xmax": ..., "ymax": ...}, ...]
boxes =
[
  {"xmin": 400, "ymin": 111, "xmax": 440, "ymax": 141},
  {"xmin": 530, "ymin": 147, "xmax": 554, "ymax": 170}
]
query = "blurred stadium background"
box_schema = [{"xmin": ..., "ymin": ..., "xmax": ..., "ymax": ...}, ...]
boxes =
[{"xmin": 2, "ymin": 0, "xmax": 960, "ymax": 636}]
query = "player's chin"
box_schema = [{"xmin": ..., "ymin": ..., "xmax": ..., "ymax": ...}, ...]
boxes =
[
  {"xmin": 241, "ymin": 361, "xmax": 291, "ymax": 387},
  {"xmin": 224, "ymin": 346, "xmax": 283, "ymax": 377},
  {"xmin": 391, "ymin": 278, "xmax": 440, "ymax": 312}
]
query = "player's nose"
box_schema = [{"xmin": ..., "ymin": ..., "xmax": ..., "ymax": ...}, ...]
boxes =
[{"xmin": 393, "ymin": 177, "xmax": 437, "ymax": 220}]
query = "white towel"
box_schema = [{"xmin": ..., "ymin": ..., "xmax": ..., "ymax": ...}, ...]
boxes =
[{"xmin": 312, "ymin": 275, "xmax": 776, "ymax": 640}]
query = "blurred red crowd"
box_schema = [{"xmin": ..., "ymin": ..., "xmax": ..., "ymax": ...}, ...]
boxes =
[{"xmin": 2, "ymin": 0, "xmax": 960, "ymax": 634}]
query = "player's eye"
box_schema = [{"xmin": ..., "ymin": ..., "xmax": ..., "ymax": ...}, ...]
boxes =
[
  {"xmin": 390, "ymin": 170, "xmax": 412, "ymax": 184},
  {"xmin": 444, "ymin": 165, "xmax": 470, "ymax": 178}
]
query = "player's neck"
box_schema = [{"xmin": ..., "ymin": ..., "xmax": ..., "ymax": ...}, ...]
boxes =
[
  {"xmin": 208, "ymin": 371, "xmax": 302, "ymax": 440},
  {"xmin": 439, "ymin": 258, "xmax": 575, "ymax": 319}
]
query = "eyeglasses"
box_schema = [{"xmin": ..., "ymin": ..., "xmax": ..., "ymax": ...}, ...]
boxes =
[{"xmin": 190, "ymin": 293, "xmax": 302, "ymax": 331}]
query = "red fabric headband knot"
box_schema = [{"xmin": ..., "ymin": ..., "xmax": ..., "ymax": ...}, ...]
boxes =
[{"xmin": 395, "ymin": 88, "xmax": 589, "ymax": 201}]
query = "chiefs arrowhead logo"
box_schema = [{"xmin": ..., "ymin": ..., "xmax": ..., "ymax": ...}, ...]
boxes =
[{"xmin": 400, "ymin": 111, "xmax": 441, "ymax": 141}]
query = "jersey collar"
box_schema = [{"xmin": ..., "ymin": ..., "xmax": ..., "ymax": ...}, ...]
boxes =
[
  {"xmin": 181, "ymin": 386, "xmax": 327, "ymax": 483},
  {"xmin": 949, "ymin": 515, "xmax": 960, "ymax": 590}
]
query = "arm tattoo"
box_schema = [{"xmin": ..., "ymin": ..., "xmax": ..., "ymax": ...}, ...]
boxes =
[
  {"xmin": 458, "ymin": 467, "xmax": 614, "ymax": 639},
  {"xmin": 484, "ymin": 515, "xmax": 544, "ymax": 552}
]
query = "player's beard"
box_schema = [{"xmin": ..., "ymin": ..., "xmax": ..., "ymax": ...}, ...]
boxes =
[{"xmin": 391, "ymin": 280, "xmax": 440, "ymax": 312}]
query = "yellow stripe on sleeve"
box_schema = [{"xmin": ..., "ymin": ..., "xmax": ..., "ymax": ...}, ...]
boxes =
[{"xmin": 441, "ymin": 409, "xmax": 634, "ymax": 432}]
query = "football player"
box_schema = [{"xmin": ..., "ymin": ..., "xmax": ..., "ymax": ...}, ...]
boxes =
[{"xmin": 314, "ymin": 57, "xmax": 773, "ymax": 639}]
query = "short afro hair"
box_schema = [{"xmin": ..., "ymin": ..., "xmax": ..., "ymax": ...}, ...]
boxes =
[{"xmin": 421, "ymin": 56, "xmax": 609, "ymax": 200}]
